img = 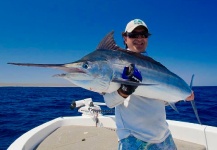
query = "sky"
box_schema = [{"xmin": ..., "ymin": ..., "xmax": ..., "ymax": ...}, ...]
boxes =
[{"xmin": 0, "ymin": 0, "xmax": 217, "ymax": 86}]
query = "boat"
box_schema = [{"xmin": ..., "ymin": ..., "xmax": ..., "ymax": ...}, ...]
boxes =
[{"xmin": 8, "ymin": 98, "xmax": 217, "ymax": 150}]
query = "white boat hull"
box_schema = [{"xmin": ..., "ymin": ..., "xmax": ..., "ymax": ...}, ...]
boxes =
[{"xmin": 8, "ymin": 116, "xmax": 217, "ymax": 150}]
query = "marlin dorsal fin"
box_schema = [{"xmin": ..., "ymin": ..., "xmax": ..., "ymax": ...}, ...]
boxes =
[{"xmin": 96, "ymin": 31, "xmax": 123, "ymax": 51}]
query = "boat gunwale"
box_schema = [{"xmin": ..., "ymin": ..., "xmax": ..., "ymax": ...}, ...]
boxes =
[{"xmin": 8, "ymin": 116, "xmax": 217, "ymax": 150}]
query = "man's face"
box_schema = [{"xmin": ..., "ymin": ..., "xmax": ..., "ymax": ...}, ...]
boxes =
[{"xmin": 124, "ymin": 28, "xmax": 148, "ymax": 53}]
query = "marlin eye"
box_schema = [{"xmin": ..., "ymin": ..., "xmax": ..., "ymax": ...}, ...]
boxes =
[{"xmin": 82, "ymin": 62, "xmax": 89, "ymax": 69}]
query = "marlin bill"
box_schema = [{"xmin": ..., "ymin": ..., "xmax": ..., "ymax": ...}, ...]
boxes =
[{"xmin": 8, "ymin": 31, "xmax": 193, "ymax": 103}]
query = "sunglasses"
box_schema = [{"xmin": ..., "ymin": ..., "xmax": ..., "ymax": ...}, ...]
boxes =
[{"xmin": 126, "ymin": 32, "xmax": 151, "ymax": 38}]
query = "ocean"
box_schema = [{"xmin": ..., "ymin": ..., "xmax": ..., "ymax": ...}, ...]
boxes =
[{"xmin": 0, "ymin": 86, "xmax": 217, "ymax": 150}]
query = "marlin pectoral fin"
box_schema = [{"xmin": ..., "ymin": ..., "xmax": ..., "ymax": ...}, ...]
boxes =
[
  {"xmin": 112, "ymin": 78, "xmax": 157, "ymax": 86},
  {"xmin": 7, "ymin": 62, "xmax": 71, "ymax": 72},
  {"xmin": 189, "ymin": 74, "xmax": 202, "ymax": 125}
]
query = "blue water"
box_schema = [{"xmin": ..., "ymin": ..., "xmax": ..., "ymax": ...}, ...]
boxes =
[{"xmin": 0, "ymin": 86, "xmax": 217, "ymax": 150}]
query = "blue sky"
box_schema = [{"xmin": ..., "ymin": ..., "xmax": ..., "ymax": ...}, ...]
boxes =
[{"xmin": 0, "ymin": 0, "xmax": 217, "ymax": 86}]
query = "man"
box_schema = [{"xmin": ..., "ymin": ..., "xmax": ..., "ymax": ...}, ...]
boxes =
[{"xmin": 103, "ymin": 19, "xmax": 194, "ymax": 150}]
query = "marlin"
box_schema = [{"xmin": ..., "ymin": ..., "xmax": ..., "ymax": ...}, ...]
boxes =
[{"xmin": 8, "ymin": 31, "xmax": 201, "ymax": 124}]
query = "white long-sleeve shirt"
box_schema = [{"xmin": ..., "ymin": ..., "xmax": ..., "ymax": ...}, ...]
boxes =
[{"xmin": 103, "ymin": 91, "xmax": 170, "ymax": 143}]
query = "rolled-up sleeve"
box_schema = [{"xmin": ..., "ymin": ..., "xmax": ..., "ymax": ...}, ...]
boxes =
[{"xmin": 103, "ymin": 91, "xmax": 126, "ymax": 108}]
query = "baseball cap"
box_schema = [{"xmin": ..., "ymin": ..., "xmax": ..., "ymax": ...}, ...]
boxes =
[{"xmin": 125, "ymin": 19, "xmax": 149, "ymax": 33}]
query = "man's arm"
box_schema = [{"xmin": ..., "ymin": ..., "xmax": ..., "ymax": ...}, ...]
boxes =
[{"xmin": 103, "ymin": 91, "xmax": 126, "ymax": 108}]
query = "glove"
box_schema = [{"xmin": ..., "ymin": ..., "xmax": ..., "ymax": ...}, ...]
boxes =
[{"xmin": 118, "ymin": 64, "xmax": 142, "ymax": 96}]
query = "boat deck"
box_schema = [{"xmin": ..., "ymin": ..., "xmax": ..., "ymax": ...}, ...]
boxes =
[{"xmin": 35, "ymin": 125, "xmax": 206, "ymax": 150}]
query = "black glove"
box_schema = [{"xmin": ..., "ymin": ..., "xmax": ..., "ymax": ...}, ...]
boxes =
[{"xmin": 118, "ymin": 64, "xmax": 142, "ymax": 96}]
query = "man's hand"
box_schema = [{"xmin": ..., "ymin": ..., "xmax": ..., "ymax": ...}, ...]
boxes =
[
  {"xmin": 185, "ymin": 92, "xmax": 194, "ymax": 101},
  {"xmin": 118, "ymin": 64, "xmax": 142, "ymax": 98}
]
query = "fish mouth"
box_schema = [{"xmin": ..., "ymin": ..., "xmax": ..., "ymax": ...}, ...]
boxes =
[
  {"xmin": 64, "ymin": 61, "xmax": 89, "ymax": 72},
  {"xmin": 53, "ymin": 67, "xmax": 93, "ymax": 80},
  {"xmin": 53, "ymin": 72, "xmax": 92, "ymax": 80},
  {"xmin": 66, "ymin": 67, "xmax": 86, "ymax": 73}
]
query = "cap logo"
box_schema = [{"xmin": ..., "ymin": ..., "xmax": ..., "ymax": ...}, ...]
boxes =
[{"xmin": 133, "ymin": 19, "xmax": 143, "ymax": 25}]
